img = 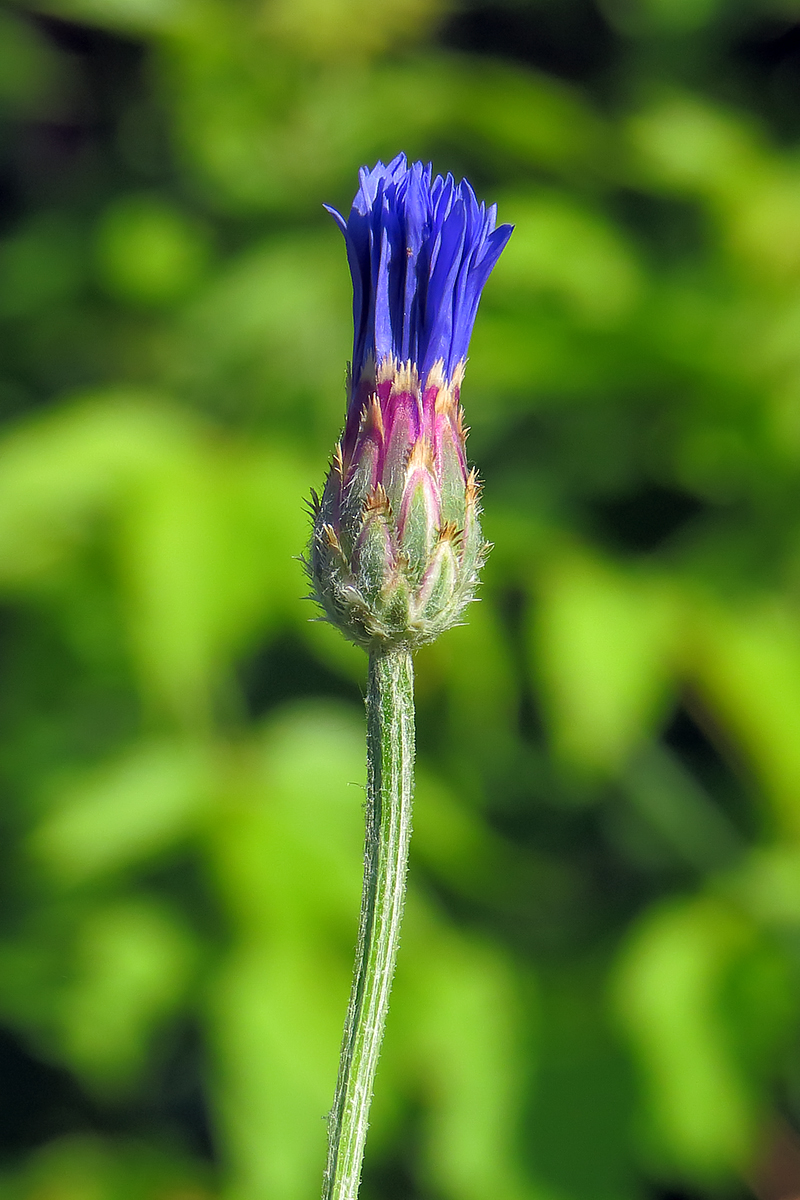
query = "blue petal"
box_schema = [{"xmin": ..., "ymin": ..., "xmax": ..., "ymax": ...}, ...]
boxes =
[{"xmin": 328, "ymin": 156, "xmax": 512, "ymax": 385}]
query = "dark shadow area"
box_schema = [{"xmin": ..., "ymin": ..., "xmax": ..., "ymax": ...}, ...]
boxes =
[
  {"xmin": 0, "ymin": 1023, "xmax": 217, "ymax": 1166},
  {"xmin": 0, "ymin": 1028, "xmax": 99, "ymax": 1158},
  {"xmin": 589, "ymin": 484, "xmax": 707, "ymax": 554},
  {"xmin": 238, "ymin": 631, "xmax": 363, "ymax": 720},
  {"xmin": 439, "ymin": 0, "xmax": 617, "ymax": 87},
  {"xmin": 665, "ymin": 702, "xmax": 759, "ymax": 841}
]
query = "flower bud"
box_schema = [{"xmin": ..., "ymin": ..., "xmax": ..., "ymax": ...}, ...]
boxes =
[{"xmin": 309, "ymin": 155, "xmax": 512, "ymax": 650}]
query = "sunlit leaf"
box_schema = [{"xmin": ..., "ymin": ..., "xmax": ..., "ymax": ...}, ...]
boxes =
[{"xmin": 532, "ymin": 553, "xmax": 679, "ymax": 774}]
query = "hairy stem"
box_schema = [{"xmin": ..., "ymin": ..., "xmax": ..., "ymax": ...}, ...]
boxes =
[{"xmin": 322, "ymin": 645, "xmax": 415, "ymax": 1200}]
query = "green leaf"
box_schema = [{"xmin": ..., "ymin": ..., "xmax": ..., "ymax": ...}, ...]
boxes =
[{"xmin": 532, "ymin": 553, "xmax": 679, "ymax": 774}]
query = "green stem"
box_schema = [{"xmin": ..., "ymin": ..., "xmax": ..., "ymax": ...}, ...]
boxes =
[{"xmin": 322, "ymin": 645, "xmax": 415, "ymax": 1200}]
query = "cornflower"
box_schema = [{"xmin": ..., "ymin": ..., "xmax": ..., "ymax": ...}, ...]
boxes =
[
  {"xmin": 310, "ymin": 152, "xmax": 512, "ymax": 648},
  {"xmin": 308, "ymin": 154, "xmax": 511, "ymax": 1200}
]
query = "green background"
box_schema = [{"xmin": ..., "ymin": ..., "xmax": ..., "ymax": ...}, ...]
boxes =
[{"xmin": 0, "ymin": 1, "xmax": 798, "ymax": 1197}]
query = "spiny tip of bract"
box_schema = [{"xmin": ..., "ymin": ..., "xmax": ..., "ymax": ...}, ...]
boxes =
[
  {"xmin": 437, "ymin": 520, "xmax": 461, "ymax": 546},
  {"xmin": 375, "ymin": 356, "xmax": 419, "ymax": 394},
  {"xmin": 305, "ymin": 490, "xmax": 321, "ymax": 517},
  {"xmin": 364, "ymin": 482, "xmax": 391, "ymax": 517}
]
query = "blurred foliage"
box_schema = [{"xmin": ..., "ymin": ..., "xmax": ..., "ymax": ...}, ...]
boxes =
[{"xmin": 2, "ymin": 1, "xmax": 800, "ymax": 1199}]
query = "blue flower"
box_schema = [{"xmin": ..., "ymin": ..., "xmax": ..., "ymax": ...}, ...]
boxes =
[
  {"xmin": 309, "ymin": 155, "xmax": 510, "ymax": 649},
  {"xmin": 326, "ymin": 153, "xmax": 513, "ymax": 386}
]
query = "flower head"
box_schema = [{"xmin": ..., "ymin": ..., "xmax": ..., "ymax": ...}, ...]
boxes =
[{"xmin": 309, "ymin": 154, "xmax": 512, "ymax": 650}]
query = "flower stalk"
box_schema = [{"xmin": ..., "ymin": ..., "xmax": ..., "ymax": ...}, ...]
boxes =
[{"xmin": 322, "ymin": 646, "xmax": 414, "ymax": 1200}]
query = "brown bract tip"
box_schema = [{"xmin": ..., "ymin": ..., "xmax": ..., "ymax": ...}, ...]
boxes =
[
  {"xmin": 377, "ymin": 355, "xmax": 420, "ymax": 396},
  {"xmin": 364, "ymin": 482, "xmax": 392, "ymax": 517},
  {"xmin": 332, "ymin": 442, "xmax": 344, "ymax": 477},
  {"xmin": 456, "ymin": 406, "xmax": 470, "ymax": 441},
  {"xmin": 425, "ymin": 359, "xmax": 447, "ymax": 392},
  {"xmin": 322, "ymin": 523, "xmax": 342, "ymax": 551},
  {"xmin": 465, "ymin": 468, "xmax": 481, "ymax": 506},
  {"xmin": 406, "ymin": 436, "xmax": 435, "ymax": 472},
  {"xmin": 437, "ymin": 520, "xmax": 461, "ymax": 546},
  {"xmin": 434, "ymin": 384, "xmax": 458, "ymax": 418},
  {"xmin": 355, "ymin": 353, "xmax": 376, "ymax": 390},
  {"xmin": 360, "ymin": 396, "xmax": 385, "ymax": 440}
]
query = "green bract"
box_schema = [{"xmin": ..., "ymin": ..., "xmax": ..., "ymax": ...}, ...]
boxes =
[{"xmin": 310, "ymin": 358, "xmax": 487, "ymax": 649}]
